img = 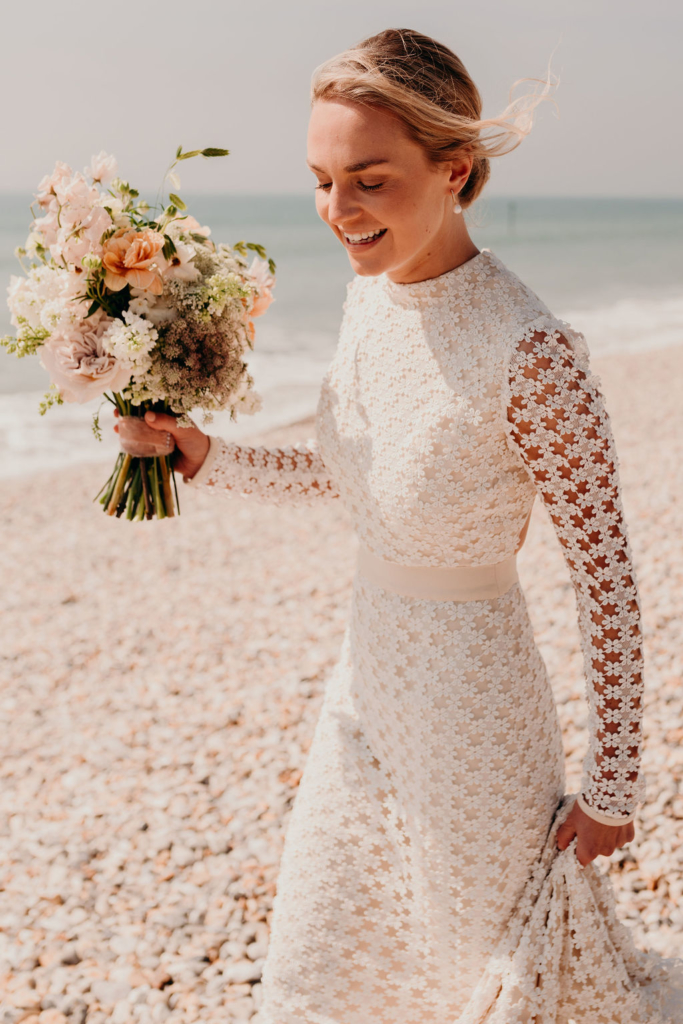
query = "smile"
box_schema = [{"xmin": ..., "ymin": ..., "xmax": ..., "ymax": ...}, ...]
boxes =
[{"xmin": 342, "ymin": 228, "xmax": 387, "ymax": 249}]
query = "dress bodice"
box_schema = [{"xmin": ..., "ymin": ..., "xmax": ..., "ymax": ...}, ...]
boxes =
[{"xmin": 316, "ymin": 249, "xmax": 559, "ymax": 566}]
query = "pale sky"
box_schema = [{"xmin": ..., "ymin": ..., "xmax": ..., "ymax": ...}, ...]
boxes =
[{"xmin": 1, "ymin": 0, "xmax": 681, "ymax": 197}]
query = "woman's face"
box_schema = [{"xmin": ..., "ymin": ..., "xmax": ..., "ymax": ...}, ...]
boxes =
[{"xmin": 307, "ymin": 99, "xmax": 471, "ymax": 281}]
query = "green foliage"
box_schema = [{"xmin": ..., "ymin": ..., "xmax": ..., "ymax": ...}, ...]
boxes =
[
  {"xmin": 92, "ymin": 405, "xmax": 104, "ymax": 441},
  {"xmin": 175, "ymin": 146, "xmax": 229, "ymax": 162},
  {"xmin": 1, "ymin": 321, "xmax": 50, "ymax": 357},
  {"xmin": 162, "ymin": 235, "xmax": 178, "ymax": 261},
  {"xmin": 39, "ymin": 384, "xmax": 64, "ymax": 416},
  {"xmin": 168, "ymin": 193, "xmax": 186, "ymax": 211},
  {"xmin": 246, "ymin": 242, "xmax": 267, "ymax": 259}
]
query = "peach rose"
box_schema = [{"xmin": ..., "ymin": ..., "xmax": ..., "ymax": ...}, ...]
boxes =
[{"xmin": 102, "ymin": 229, "xmax": 165, "ymax": 295}]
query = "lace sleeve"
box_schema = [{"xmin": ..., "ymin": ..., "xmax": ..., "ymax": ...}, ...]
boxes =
[
  {"xmin": 183, "ymin": 435, "xmax": 340, "ymax": 505},
  {"xmin": 505, "ymin": 327, "xmax": 645, "ymax": 824}
]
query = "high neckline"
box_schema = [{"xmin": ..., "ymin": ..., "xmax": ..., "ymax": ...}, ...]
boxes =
[{"xmin": 379, "ymin": 248, "xmax": 495, "ymax": 303}]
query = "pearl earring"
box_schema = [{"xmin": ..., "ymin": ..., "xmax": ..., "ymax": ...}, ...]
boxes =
[{"xmin": 450, "ymin": 189, "xmax": 462, "ymax": 215}]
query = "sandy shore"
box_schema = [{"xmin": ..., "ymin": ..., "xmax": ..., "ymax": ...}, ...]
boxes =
[{"xmin": 1, "ymin": 343, "xmax": 683, "ymax": 1023}]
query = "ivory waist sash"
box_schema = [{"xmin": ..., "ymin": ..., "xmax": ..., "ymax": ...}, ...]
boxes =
[{"xmin": 357, "ymin": 544, "xmax": 519, "ymax": 602}]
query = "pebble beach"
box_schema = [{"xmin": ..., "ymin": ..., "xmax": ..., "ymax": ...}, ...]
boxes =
[{"xmin": 1, "ymin": 342, "xmax": 683, "ymax": 1024}]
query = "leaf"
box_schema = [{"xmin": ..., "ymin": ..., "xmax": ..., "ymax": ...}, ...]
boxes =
[
  {"xmin": 176, "ymin": 149, "xmax": 203, "ymax": 161},
  {"xmin": 268, "ymin": 258, "xmax": 276, "ymax": 275},
  {"xmin": 168, "ymin": 193, "xmax": 187, "ymax": 211},
  {"xmin": 246, "ymin": 242, "xmax": 267, "ymax": 259},
  {"xmin": 176, "ymin": 145, "xmax": 183, "ymax": 158},
  {"xmin": 85, "ymin": 300, "xmax": 101, "ymax": 319},
  {"xmin": 201, "ymin": 147, "xmax": 230, "ymax": 158},
  {"xmin": 162, "ymin": 235, "xmax": 177, "ymax": 261}
]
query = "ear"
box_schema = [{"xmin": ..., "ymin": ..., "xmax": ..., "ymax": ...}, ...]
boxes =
[{"xmin": 448, "ymin": 150, "xmax": 474, "ymax": 193}]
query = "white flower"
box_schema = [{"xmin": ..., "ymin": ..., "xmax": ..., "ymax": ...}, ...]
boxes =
[
  {"xmin": 128, "ymin": 290, "xmax": 178, "ymax": 327},
  {"xmin": 8, "ymin": 266, "xmax": 85, "ymax": 333},
  {"xmin": 24, "ymin": 232, "xmax": 44, "ymax": 257},
  {"xmin": 161, "ymin": 241, "xmax": 200, "ymax": 284},
  {"xmin": 101, "ymin": 310, "xmax": 158, "ymax": 373},
  {"xmin": 87, "ymin": 151, "xmax": 118, "ymax": 185}
]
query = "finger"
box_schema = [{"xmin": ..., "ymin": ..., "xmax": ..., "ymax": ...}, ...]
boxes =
[
  {"xmin": 556, "ymin": 820, "xmax": 576, "ymax": 851},
  {"xmin": 114, "ymin": 408, "xmax": 120, "ymax": 418},
  {"xmin": 114, "ymin": 424, "xmax": 119, "ymax": 433},
  {"xmin": 575, "ymin": 837, "xmax": 597, "ymax": 867},
  {"xmin": 144, "ymin": 411, "xmax": 179, "ymax": 435}
]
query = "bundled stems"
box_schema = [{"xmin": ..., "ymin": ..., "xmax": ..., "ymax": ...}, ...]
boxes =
[
  {"xmin": 100, "ymin": 452, "xmax": 178, "ymax": 520},
  {"xmin": 97, "ymin": 398, "xmax": 180, "ymax": 521}
]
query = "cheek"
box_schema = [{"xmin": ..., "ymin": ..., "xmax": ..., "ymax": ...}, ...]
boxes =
[
  {"xmin": 383, "ymin": 187, "xmax": 438, "ymax": 244},
  {"xmin": 314, "ymin": 191, "xmax": 330, "ymax": 224}
]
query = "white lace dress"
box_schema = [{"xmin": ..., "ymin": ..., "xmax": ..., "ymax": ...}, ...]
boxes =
[{"xmin": 186, "ymin": 249, "xmax": 683, "ymax": 1023}]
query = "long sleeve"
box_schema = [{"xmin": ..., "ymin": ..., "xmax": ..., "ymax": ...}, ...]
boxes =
[
  {"xmin": 183, "ymin": 435, "xmax": 340, "ymax": 505},
  {"xmin": 505, "ymin": 327, "xmax": 645, "ymax": 824}
]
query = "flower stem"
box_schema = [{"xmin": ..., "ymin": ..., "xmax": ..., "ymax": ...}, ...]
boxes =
[
  {"xmin": 139, "ymin": 459, "xmax": 153, "ymax": 520},
  {"xmin": 159, "ymin": 455, "xmax": 175, "ymax": 517},
  {"xmin": 151, "ymin": 458, "xmax": 166, "ymax": 519},
  {"xmin": 106, "ymin": 454, "xmax": 132, "ymax": 515}
]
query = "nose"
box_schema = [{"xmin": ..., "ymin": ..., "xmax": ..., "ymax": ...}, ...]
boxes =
[{"xmin": 326, "ymin": 183, "xmax": 361, "ymax": 229}]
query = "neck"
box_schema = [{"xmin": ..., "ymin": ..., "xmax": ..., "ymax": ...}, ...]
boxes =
[{"xmin": 386, "ymin": 217, "xmax": 480, "ymax": 285}]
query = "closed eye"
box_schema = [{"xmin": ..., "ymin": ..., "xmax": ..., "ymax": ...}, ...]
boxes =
[{"xmin": 314, "ymin": 181, "xmax": 386, "ymax": 192}]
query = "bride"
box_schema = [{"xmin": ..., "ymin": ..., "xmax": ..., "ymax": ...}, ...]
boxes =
[{"xmin": 117, "ymin": 26, "xmax": 682, "ymax": 1024}]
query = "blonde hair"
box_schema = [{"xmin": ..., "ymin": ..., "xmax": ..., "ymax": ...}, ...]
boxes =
[{"xmin": 311, "ymin": 28, "xmax": 555, "ymax": 208}]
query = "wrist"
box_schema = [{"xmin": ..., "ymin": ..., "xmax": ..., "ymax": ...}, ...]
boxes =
[
  {"xmin": 183, "ymin": 435, "xmax": 211, "ymax": 479},
  {"xmin": 183, "ymin": 435, "xmax": 217, "ymax": 487}
]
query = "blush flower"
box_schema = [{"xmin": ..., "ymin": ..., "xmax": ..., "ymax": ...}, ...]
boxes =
[
  {"xmin": 102, "ymin": 229, "xmax": 165, "ymax": 295},
  {"xmin": 35, "ymin": 162, "xmax": 73, "ymax": 209},
  {"xmin": 248, "ymin": 256, "xmax": 275, "ymax": 318},
  {"xmin": 40, "ymin": 311, "xmax": 132, "ymax": 403},
  {"xmin": 87, "ymin": 151, "xmax": 118, "ymax": 185}
]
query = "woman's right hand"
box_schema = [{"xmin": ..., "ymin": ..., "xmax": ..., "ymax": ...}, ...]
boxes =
[{"xmin": 114, "ymin": 410, "xmax": 210, "ymax": 480}]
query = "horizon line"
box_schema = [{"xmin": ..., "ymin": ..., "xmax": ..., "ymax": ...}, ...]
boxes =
[{"xmin": 0, "ymin": 190, "xmax": 682, "ymax": 202}]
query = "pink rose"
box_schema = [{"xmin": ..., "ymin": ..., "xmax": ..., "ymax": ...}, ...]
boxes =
[
  {"xmin": 86, "ymin": 151, "xmax": 118, "ymax": 185},
  {"xmin": 248, "ymin": 256, "xmax": 275, "ymax": 318},
  {"xmin": 178, "ymin": 215, "xmax": 211, "ymax": 237},
  {"xmin": 40, "ymin": 311, "xmax": 132, "ymax": 403}
]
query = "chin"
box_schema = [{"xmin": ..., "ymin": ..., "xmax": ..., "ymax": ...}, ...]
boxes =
[{"xmin": 347, "ymin": 254, "xmax": 393, "ymax": 277}]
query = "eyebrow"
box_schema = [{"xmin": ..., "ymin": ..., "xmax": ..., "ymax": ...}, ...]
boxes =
[{"xmin": 308, "ymin": 159, "xmax": 390, "ymax": 174}]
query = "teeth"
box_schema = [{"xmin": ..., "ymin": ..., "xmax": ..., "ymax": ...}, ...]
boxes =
[{"xmin": 345, "ymin": 229, "xmax": 383, "ymax": 242}]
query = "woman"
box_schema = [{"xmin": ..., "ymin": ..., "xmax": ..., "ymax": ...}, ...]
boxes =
[{"xmin": 117, "ymin": 27, "xmax": 683, "ymax": 1024}]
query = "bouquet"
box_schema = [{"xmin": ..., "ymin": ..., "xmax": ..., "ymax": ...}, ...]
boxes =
[{"xmin": 2, "ymin": 147, "xmax": 276, "ymax": 520}]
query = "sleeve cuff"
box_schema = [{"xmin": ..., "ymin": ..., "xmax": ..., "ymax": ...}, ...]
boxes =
[
  {"xmin": 183, "ymin": 435, "xmax": 221, "ymax": 488},
  {"xmin": 576, "ymin": 793, "xmax": 637, "ymax": 826}
]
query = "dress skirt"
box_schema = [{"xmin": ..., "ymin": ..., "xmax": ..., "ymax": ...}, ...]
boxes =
[
  {"xmin": 259, "ymin": 563, "xmax": 683, "ymax": 1024},
  {"xmin": 259, "ymin": 565, "xmax": 573, "ymax": 1023}
]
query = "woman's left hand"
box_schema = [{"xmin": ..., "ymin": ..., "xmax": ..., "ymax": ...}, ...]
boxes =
[{"xmin": 557, "ymin": 799, "xmax": 635, "ymax": 866}]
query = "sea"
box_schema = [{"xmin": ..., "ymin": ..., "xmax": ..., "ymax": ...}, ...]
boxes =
[{"xmin": 1, "ymin": 194, "xmax": 682, "ymax": 477}]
